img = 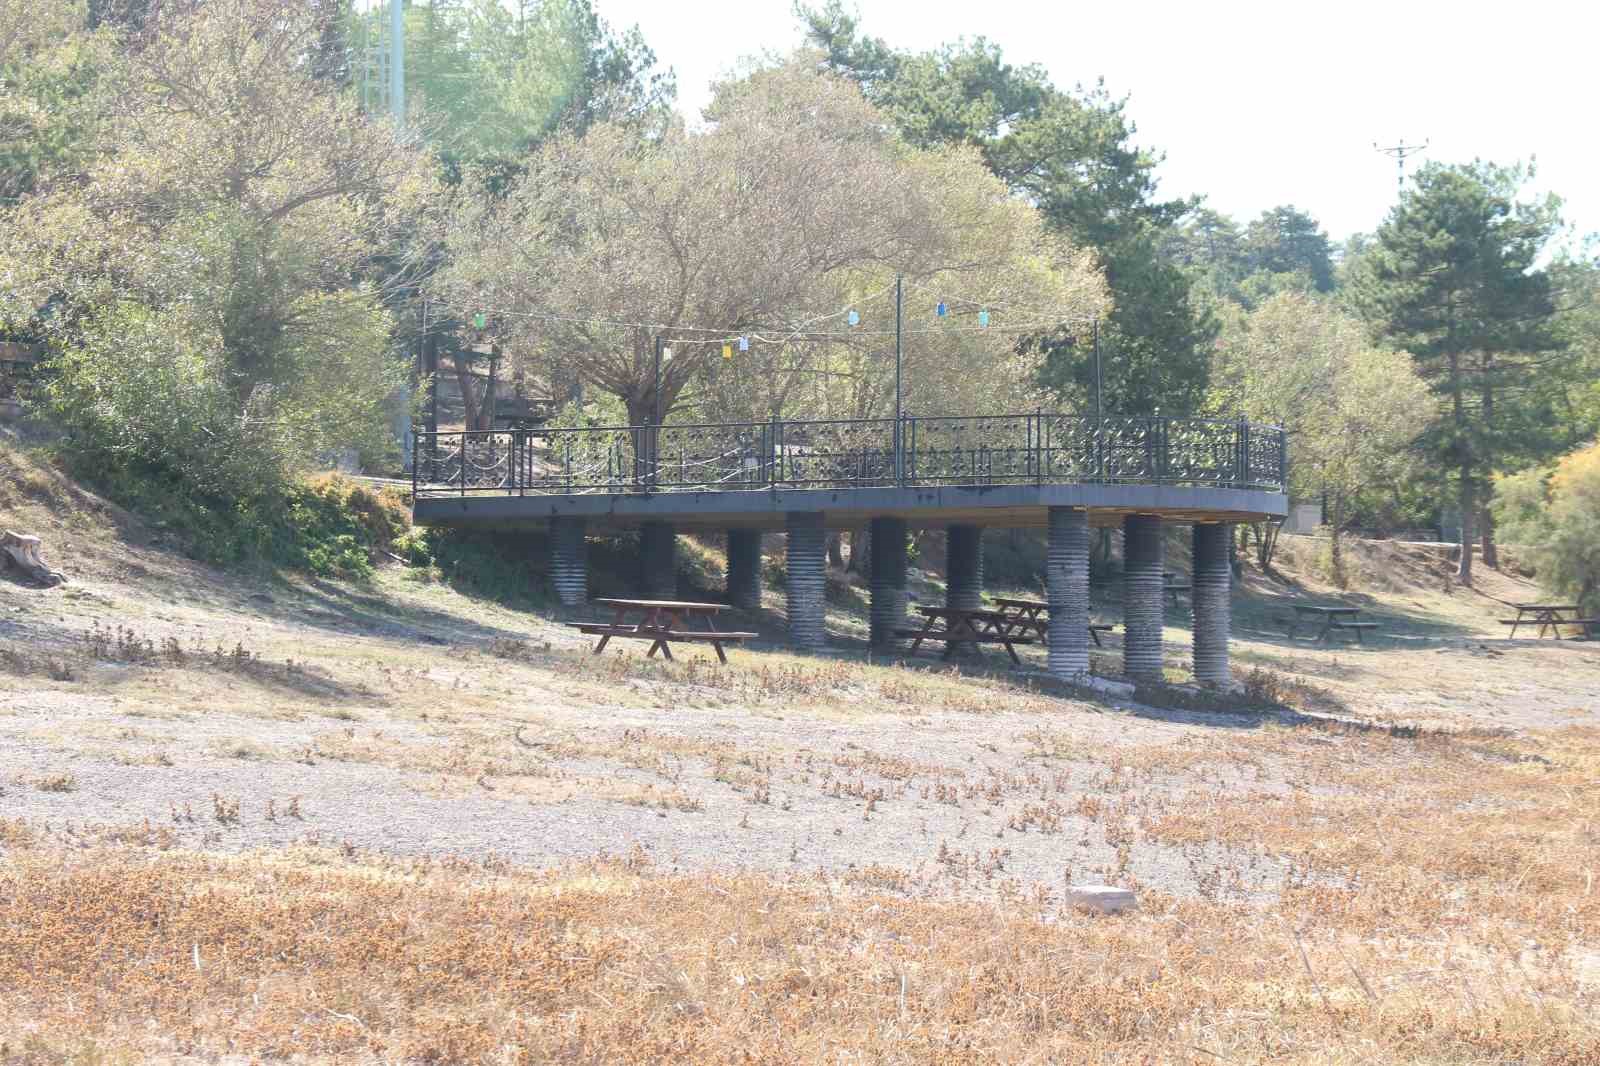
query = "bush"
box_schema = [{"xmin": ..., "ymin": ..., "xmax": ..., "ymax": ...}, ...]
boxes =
[
  {"xmin": 1493, "ymin": 443, "xmax": 1600, "ymax": 610},
  {"xmin": 396, "ymin": 526, "xmax": 551, "ymax": 606}
]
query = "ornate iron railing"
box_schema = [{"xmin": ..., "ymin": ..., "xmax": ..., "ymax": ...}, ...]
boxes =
[{"xmin": 412, "ymin": 415, "xmax": 1288, "ymax": 497}]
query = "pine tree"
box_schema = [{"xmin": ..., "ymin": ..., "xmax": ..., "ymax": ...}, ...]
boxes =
[{"xmin": 1361, "ymin": 162, "xmax": 1565, "ymax": 583}]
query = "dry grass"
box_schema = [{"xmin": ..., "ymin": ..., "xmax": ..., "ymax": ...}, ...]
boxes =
[
  {"xmin": 5, "ymin": 443, "xmax": 1599, "ymax": 1062},
  {"xmin": 2, "ymin": 723, "xmax": 1597, "ymax": 1063},
  {"xmin": 0, "ymin": 820, "xmax": 1595, "ymax": 1065}
]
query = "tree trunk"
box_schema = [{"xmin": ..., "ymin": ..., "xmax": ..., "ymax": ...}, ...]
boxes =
[
  {"xmin": 1480, "ymin": 505, "xmax": 1499, "ymax": 570},
  {"xmin": 1329, "ymin": 493, "xmax": 1346, "ymax": 588},
  {"xmin": 826, "ymin": 532, "xmax": 845, "ymax": 569},
  {"xmin": 1457, "ymin": 468, "xmax": 1475, "ymax": 584},
  {"xmin": 846, "ymin": 524, "xmax": 869, "ymax": 574},
  {"xmin": 481, "ymin": 345, "xmax": 499, "ymax": 431},
  {"xmin": 452, "ymin": 351, "xmax": 480, "ymax": 432}
]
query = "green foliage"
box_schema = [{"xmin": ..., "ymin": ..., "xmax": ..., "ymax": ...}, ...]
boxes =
[
  {"xmin": 1493, "ymin": 442, "xmax": 1600, "ymax": 609},
  {"xmin": 800, "ymin": 1, "xmax": 1213, "ymax": 415},
  {"xmin": 1358, "ymin": 161, "xmax": 1565, "ymax": 469},
  {"xmin": 1241, "ymin": 206, "xmax": 1335, "ymax": 293},
  {"xmin": 1211, "ymin": 292, "xmax": 1430, "ymax": 583},
  {"xmin": 1, "ymin": 0, "xmax": 429, "ymax": 553},
  {"xmin": 394, "ymin": 526, "xmax": 548, "ymax": 604},
  {"xmin": 352, "ymin": 0, "xmax": 674, "ymax": 172},
  {"xmin": 0, "ymin": 1, "xmax": 111, "ymax": 200},
  {"xmin": 274, "ymin": 476, "xmax": 410, "ymax": 579},
  {"xmin": 1355, "ymin": 160, "xmax": 1568, "ymax": 576}
]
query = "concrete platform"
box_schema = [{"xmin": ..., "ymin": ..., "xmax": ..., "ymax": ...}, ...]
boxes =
[{"xmin": 413, "ymin": 482, "xmax": 1288, "ymax": 533}]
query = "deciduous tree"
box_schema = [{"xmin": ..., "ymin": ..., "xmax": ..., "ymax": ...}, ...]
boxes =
[
  {"xmin": 0, "ymin": 0, "xmax": 435, "ymax": 495},
  {"xmin": 1493, "ymin": 441, "xmax": 1600, "ymax": 613},
  {"xmin": 436, "ymin": 57, "xmax": 1107, "ymax": 429},
  {"xmin": 1212, "ymin": 292, "xmax": 1429, "ymax": 585}
]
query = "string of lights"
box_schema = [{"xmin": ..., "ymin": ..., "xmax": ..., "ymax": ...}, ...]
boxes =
[{"xmin": 431, "ymin": 293, "xmax": 1094, "ymax": 347}]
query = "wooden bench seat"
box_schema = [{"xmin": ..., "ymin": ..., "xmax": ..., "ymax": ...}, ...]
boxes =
[
  {"xmin": 565, "ymin": 621, "xmax": 755, "ymax": 662},
  {"xmin": 1325, "ymin": 620, "xmax": 1380, "ymax": 644},
  {"xmin": 567, "ymin": 623, "xmax": 756, "ymax": 641}
]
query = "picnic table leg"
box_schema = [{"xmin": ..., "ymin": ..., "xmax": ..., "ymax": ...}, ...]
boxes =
[
  {"xmin": 908, "ymin": 616, "xmax": 937, "ymax": 656},
  {"xmin": 594, "ymin": 604, "xmax": 629, "ymax": 654},
  {"xmin": 1089, "ymin": 625, "xmax": 1102, "ymax": 648},
  {"xmin": 1001, "ymin": 635, "xmax": 1022, "ymax": 666},
  {"xmin": 1286, "ymin": 616, "xmax": 1298, "ymax": 641},
  {"xmin": 946, "ymin": 618, "xmax": 980, "ymax": 662},
  {"xmin": 644, "ymin": 607, "xmax": 668, "ymax": 658},
  {"xmin": 1317, "ymin": 617, "xmax": 1334, "ymax": 644},
  {"xmin": 700, "ymin": 611, "xmax": 729, "ymax": 664}
]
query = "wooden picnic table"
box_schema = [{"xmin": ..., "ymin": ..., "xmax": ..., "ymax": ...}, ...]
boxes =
[
  {"xmin": 990, "ymin": 597, "xmax": 1116, "ymax": 646},
  {"xmin": 570, "ymin": 598, "xmax": 756, "ymax": 662},
  {"xmin": 1499, "ymin": 603, "xmax": 1597, "ymax": 639},
  {"xmin": 1287, "ymin": 604, "xmax": 1379, "ymax": 644},
  {"xmin": 898, "ymin": 605, "xmax": 1035, "ymax": 665}
]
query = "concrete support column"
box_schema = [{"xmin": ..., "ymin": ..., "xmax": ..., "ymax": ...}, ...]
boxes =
[
  {"xmin": 945, "ymin": 524, "xmax": 984, "ymax": 611},
  {"xmin": 725, "ymin": 529, "xmax": 762, "ymax": 611},
  {"xmin": 868, "ymin": 516, "xmax": 908, "ymax": 649},
  {"xmin": 1122, "ymin": 514, "xmax": 1166, "ymax": 682},
  {"xmin": 639, "ymin": 521, "xmax": 676, "ymax": 600},
  {"xmin": 786, "ymin": 512, "xmax": 827, "ymax": 651},
  {"xmin": 1191, "ymin": 522, "xmax": 1232, "ymax": 686},
  {"xmin": 549, "ymin": 516, "xmax": 588, "ymax": 607},
  {"xmin": 1046, "ymin": 507, "xmax": 1091, "ymax": 679}
]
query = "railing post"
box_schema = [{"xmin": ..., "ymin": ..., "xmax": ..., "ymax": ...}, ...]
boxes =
[
  {"xmin": 893, "ymin": 415, "xmax": 903, "ymax": 486},
  {"xmin": 459, "ymin": 434, "xmax": 466, "ymax": 497},
  {"xmin": 1277, "ymin": 425, "xmax": 1288, "ymax": 492},
  {"xmin": 906, "ymin": 417, "xmax": 917, "ymax": 485},
  {"xmin": 412, "ymin": 433, "xmax": 420, "ymax": 499},
  {"xmin": 1237, "ymin": 417, "xmax": 1250, "ymax": 489},
  {"xmin": 768, "ymin": 416, "xmax": 780, "ymax": 486}
]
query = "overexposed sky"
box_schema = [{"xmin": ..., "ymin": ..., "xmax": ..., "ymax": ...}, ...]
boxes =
[{"xmin": 598, "ymin": 0, "xmax": 1598, "ymax": 245}]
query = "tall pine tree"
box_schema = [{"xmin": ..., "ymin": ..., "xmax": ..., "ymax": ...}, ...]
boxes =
[{"xmin": 1361, "ymin": 162, "xmax": 1565, "ymax": 582}]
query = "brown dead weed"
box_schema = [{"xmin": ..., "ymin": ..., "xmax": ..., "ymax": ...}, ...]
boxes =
[{"xmin": 5, "ymin": 727, "xmax": 1600, "ymax": 1063}]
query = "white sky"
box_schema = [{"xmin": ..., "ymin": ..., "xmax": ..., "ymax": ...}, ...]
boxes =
[{"xmin": 597, "ymin": 0, "xmax": 1599, "ymax": 246}]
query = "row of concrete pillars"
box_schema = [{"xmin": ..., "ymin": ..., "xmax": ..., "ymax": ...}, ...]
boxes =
[{"xmin": 546, "ymin": 510, "xmax": 1233, "ymax": 686}]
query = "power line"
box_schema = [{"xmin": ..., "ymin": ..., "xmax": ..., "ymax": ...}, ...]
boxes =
[{"xmin": 1374, "ymin": 138, "xmax": 1429, "ymax": 194}]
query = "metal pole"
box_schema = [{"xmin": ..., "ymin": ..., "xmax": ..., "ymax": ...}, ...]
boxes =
[
  {"xmin": 894, "ymin": 272, "xmax": 903, "ymax": 483},
  {"xmin": 1093, "ymin": 318, "xmax": 1103, "ymax": 422},
  {"xmin": 653, "ymin": 334, "xmax": 662, "ymax": 427},
  {"xmin": 390, "ymin": 0, "xmax": 405, "ymax": 125}
]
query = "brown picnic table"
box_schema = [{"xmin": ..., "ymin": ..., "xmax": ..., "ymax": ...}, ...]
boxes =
[
  {"xmin": 897, "ymin": 605, "xmax": 1035, "ymax": 665},
  {"xmin": 990, "ymin": 596, "xmax": 1116, "ymax": 646},
  {"xmin": 569, "ymin": 598, "xmax": 756, "ymax": 663},
  {"xmin": 1287, "ymin": 604, "xmax": 1380, "ymax": 644},
  {"xmin": 1499, "ymin": 604, "xmax": 1597, "ymax": 640}
]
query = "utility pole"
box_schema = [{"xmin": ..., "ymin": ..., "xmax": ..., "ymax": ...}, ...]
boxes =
[
  {"xmin": 389, "ymin": 0, "xmax": 405, "ymax": 124},
  {"xmin": 1374, "ymin": 138, "xmax": 1428, "ymax": 193}
]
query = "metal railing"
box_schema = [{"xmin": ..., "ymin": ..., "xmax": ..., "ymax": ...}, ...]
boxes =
[{"xmin": 412, "ymin": 414, "xmax": 1288, "ymax": 498}]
